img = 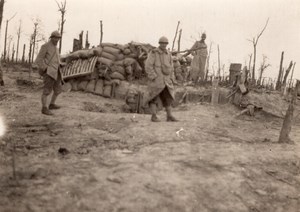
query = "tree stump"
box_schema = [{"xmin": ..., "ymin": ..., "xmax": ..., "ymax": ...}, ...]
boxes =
[{"xmin": 278, "ymin": 80, "xmax": 300, "ymax": 143}]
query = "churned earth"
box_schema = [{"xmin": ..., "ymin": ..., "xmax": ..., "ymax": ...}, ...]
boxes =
[{"xmin": 0, "ymin": 67, "xmax": 300, "ymax": 212}]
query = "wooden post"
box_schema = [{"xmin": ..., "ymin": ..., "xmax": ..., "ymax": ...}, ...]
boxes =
[
  {"xmin": 3, "ymin": 20, "xmax": 8, "ymax": 60},
  {"xmin": 276, "ymin": 51, "xmax": 284, "ymax": 90},
  {"xmin": 171, "ymin": 21, "xmax": 180, "ymax": 51},
  {"xmin": 278, "ymin": 80, "xmax": 300, "ymax": 143},
  {"xmin": 211, "ymin": 78, "xmax": 220, "ymax": 105},
  {"xmin": 289, "ymin": 62, "xmax": 296, "ymax": 88},
  {"xmin": 100, "ymin": 20, "xmax": 103, "ymax": 45},
  {"xmin": 282, "ymin": 61, "xmax": 293, "ymax": 94},
  {"xmin": 22, "ymin": 44, "xmax": 26, "ymax": 63},
  {"xmin": 11, "ymin": 43, "xmax": 15, "ymax": 62},
  {"xmin": 3, "ymin": 13, "xmax": 17, "ymax": 61},
  {"xmin": 217, "ymin": 45, "xmax": 221, "ymax": 78},
  {"xmin": 177, "ymin": 29, "xmax": 182, "ymax": 52},
  {"xmin": 85, "ymin": 31, "xmax": 90, "ymax": 49}
]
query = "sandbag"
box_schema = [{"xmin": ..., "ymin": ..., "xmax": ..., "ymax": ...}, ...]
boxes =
[
  {"xmin": 110, "ymin": 72, "xmax": 125, "ymax": 81},
  {"xmin": 62, "ymin": 82, "xmax": 72, "ymax": 92},
  {"xmin": 115, "ymin": 81, "xmax": 130, "ymax": 99},
  {"xmin": 101, "ymin": 51, "xmax": 117, "ymax": 61},
  {"xmin": 111, "ymin": 79, "xmax": 120, "ymax": 85},
  {"xmin": 94, "ymin": 79, "xmax": 104, "ymax": 95},
  {"xmin": 103, "ymin": 46, "xmax": 121, "ymax": 56},
  {"xmin": 85, "ymin": 80, "xmax": 96, "ymax": 93},
  {"xmin": 104, "ymin": 80, "xmax": 112, "ymax": 86},
  {"xmin": 97, "ymin": 57, "xmax": 113, "ymax": 67},
  {"xmin": 101, "ymin": 43, "xmax": 125, "ymax": 51},
  {"xmin": 124, "ymin": 58, "xmax": 136, "ymax": 66},
  {"xmin": 70, "ymin": 79, "xmax": 79, "ymax": 91},
  {"xmin": 125, "ymin": 53, "xmax": 138, "ymax": 58},
  {"xmin": 78, "ymin": 80, "xmax": 89, "ymax": 91},
  {"xmin": 66, "ymin": 52, "xmax": 80, "ymax": 63},
  {"xmin": 125, "ymin": 66, "xmax": 133, "ymax": 75},
  {"xmin": 116, "ymin": 53, "xmax": 125, "ymax": 61},
  {"xmin": 77, "ymin": 50, "xmax": 91, "ymax": 59},
  {"xmin": 123, "ymin": 48, "xmax": 131, "ymax": 55},
  {"xmin": 114, "ymin": 60, "xmax": 124, "ymax": 66},
  {"xmin": 111, "ymin": 65, "xmax": 126, "ymax": 76},
  {"xmin": 93, "ymin": 47, "xmax": 103, "ymax": 56},
  {"xmin": 103, "ymin": 84, "xmax": 112, "ymax": 98}
]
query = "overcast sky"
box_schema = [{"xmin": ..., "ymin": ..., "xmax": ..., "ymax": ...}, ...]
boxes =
[{"xmin": 1, "ymin": 0, "xmax": 300, "ymax": 80}]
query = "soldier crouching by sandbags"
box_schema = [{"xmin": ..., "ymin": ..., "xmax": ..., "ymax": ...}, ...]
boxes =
[{"xmin": 144, "ymin": 36, "xmax": 178, "ymax": 122}]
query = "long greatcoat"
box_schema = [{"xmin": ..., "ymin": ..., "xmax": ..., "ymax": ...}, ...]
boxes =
[
  {"xmin": 144, "ymin": 47, "xmax": 176, "ymax": 106},
  {"xmin": 35, "ymin": 41, "xmax": 62, "ymax": 80},
  {"xmin": 189, "ymin": 41, "xmax": 208, "ymax": 82}
]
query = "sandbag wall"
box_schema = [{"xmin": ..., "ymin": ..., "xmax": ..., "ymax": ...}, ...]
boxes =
[{"xmin": 61, "ymin": 42, "xmax": 153, "ymax": 99}]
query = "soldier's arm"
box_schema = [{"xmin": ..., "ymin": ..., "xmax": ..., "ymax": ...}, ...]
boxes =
[
  {"xmin": 183, "ymin": 42, "xmax": 198, "ymax": 57},
  {"xmin": 145, "ymin": 51, "xmax": 158, "ymax": 80},
  {"xmin": 34, "ymin": 44, "xmax": 48, "ymax": 71}
]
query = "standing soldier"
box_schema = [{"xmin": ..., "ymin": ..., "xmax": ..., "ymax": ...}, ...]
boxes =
[
  {"xmin": 184, "ymin": 33, "xmax": 208, "ymax": 84},
  {"xmin": 35, "ymin": 30, "xmax": 63, "ymax": 115},
  {"xmin": 145, "ymin": 36, "xmax": 178, "ymax": 122}
]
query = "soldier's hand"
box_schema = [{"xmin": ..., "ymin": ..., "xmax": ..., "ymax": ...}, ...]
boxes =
[{"xmin": 60, "ymin": 62, "xmax": 67, "ymax": 67}]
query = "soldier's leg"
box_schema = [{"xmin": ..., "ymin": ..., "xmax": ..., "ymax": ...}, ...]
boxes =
[
  {"xmin": 160, "ymin": 87, "xmax": 178, "ymax": 122},
  {"xmin": 49, "ymin": 73, "xmax": 62, "ymax": 109},
  {"xmin": 149, "ymin": 96, "xmax": 160, "ymax": 122},
  {"xmin": 41, "ymin": 75, "xmax": 54, "ymax": 115}
]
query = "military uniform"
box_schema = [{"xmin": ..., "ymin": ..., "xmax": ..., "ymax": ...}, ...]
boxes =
[
  {"xmin": 35, "ymin": 41, "xmax": 62, "ymax": 96},
  {"xmin": 35, "ymin": 30, "xmax": 63, "ymax": 115},
  {"xmin": 144, "ymin": 47, "xmax": 176, "ymax": 107},
  {"xmin": 189, "ymin": 40, "xmax": 208, "ymax": 82}
]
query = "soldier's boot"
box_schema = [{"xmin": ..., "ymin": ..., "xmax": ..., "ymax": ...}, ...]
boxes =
[
  {"xmin": 150, "ymin": 103, "xmax": 160, "ymax": 122},
  {"xmin": 166, "ymin": 106, "xmax": 178, "ymax": 122},
  {"xmin": 49, "ymin": 104, "xmax": 61, "ymax": 110},
  {"xmin": 41, "ymin": 107, "xmax": 53, "ymax": 116}
]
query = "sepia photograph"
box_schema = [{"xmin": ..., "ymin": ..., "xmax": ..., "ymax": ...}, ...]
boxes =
[{"xmin": 0, "ymin": 0, "xmax": 299, "ymax": 211}]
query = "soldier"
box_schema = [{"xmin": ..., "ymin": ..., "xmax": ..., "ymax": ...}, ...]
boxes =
[
  {"xmin": 35, "ymin": 30, "xmax": 63, "ymax": 115},
  {"xmin": 144, "ymin": 36, "xmax": 178, "ymax": 122},
  {"xmin": 184, "ymin": 33, "xmax": 208, "ymax": 84}
]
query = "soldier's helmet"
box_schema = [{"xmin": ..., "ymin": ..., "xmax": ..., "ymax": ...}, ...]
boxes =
[
  {"xmin": 50, "ymin": 30, "xmax": 61, "ymax": 38},
  {"xmin": 158, "ymin": 36, "xmax": 169, "ymax": 44}
]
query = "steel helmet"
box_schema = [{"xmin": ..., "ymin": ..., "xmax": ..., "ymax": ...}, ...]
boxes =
[
  {"xmin": 158, "ymin": 36, "xmax": 169, "ymax": 44},
  {"xmin": 50, "ymin": 30, "xmax": 61, "ymax": 38}
]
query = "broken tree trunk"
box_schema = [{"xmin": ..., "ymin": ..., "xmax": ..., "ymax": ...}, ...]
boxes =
[
  {"xmin": 217, "ymin": 44, "xmax": 221, "ymax": 78},
  {"xmin": 282, "ymin": 61, "xmax": 293, "ymax": 95},
  {"xmin": 276, "ymin": 51, "xmax": 284, "ymax": 90},
  {"xmin": 85, "ymin": 31, "xmax": 90, "ymax": 49},
  {"xmin": 278, "ymin": 80, "xmax": 300, "ymax": 143},
  {"xmin": 100, "ymin": 20, "xmax": 103, "ymax": 45},
  {"xmin": 211, "ymin": 78, "xmax": 220, "ymax": 105},
  {"xmin": 171, "ymin": 21, "xmax": 180, "ymax": 51},
  {"xmin": 177, "ymin": 29, "xmax": 182, "ymax": 52},
  {"xmin": 22, "ymin": 44, "xmax": 26, "ymax": 63},
  {"xmin": 289, "ymin": 62, "xmax": 296, "ymax": 88}
]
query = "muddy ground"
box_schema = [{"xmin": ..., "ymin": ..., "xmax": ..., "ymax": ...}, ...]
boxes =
[{"xmin": 0, "ymin": 67, "xmax": 300, "ymax": 212}]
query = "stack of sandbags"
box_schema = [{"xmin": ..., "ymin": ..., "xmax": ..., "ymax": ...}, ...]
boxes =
[{"xmin": 61, "ymin": 42, "xmax": 157, "ymax": 101}]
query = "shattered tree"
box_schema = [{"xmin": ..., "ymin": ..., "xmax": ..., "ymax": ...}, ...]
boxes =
[
  {"xmin": 278, "ymin": 80, "xmax": 300, "ymax": 143},
  {"xmin": 248, "ymin": 18, "xmax": 269, "ymax": 81},
  {"xmin": 56, "ymin": 0, "xmax": 67, "ymax": 54}
]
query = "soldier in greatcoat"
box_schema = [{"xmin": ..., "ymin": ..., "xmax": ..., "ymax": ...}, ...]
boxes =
[
  {"xmin": 184, "ymin": 33, "xmax": 208, "ymax": 83},
  {"xmin": 144, "ymin": 36, "xmax": 178, "ymax": 122}
]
